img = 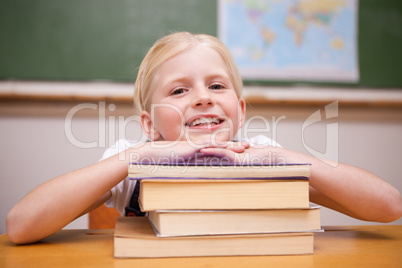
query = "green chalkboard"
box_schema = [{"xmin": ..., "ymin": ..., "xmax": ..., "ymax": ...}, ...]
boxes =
[
  {"xmin": 0, "ymin": 0, "xmax": 401, "ymax": 88},
  {"xmin": 358, "ymin": 0, "xmax": 402, "ymax": 88},
  {"xmin": 0, "ymin": 0, "xmax": 217, "ymax": 82}
]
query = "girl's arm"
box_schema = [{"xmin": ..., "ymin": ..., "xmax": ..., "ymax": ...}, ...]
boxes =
[
  {"xmin": 306, "ymin": 156, "xmax": 402, "ymax": 222},
  {"xmin": 201, "ymin": 146, "xmax": 402, "ymax": 223},
  {"xmin": 6, "ymin": 141, "xmax": 249, "ymax": 244},
  {"xmin": 6, "ymin": 150, "xmax": 129, "ymax": 244}
]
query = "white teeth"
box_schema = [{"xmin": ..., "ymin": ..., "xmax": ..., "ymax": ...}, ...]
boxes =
[{"xmin": 188, "ymin": 117, "xmax": 221, "ymax": 126}]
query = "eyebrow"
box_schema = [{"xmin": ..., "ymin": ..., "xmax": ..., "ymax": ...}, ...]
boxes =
[{"xmin": 164, "ymin": 72, "xmax": 232, "ymax": 87}]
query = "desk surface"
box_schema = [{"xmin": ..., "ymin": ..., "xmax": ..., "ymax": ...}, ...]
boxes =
[{"xmin": 1, "ymin": 225, "xmax": 401, "ymax": 268}]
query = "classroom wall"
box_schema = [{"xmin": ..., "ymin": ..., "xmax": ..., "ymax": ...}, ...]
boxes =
[
  {"xmin": 2, "ymin": 1, "xmax": 402, "ymax": 236},
  {"xmin": 1, "ymin": 98, "xmax": 401, "ymax": 234}
]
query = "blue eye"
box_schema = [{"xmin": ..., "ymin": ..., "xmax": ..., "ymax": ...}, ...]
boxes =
[
  {"xmin": 171, "ymin": 88, "xmax": 187, "ymax": 95},
  {"xmin": 209, "ymin": 84, "xmax": 224, "ymax": 90}
]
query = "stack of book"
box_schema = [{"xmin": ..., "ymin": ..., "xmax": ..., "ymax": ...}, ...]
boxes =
[{"xmin": 114, "ymin": 163, "xmax": 321, "ymax": 258}]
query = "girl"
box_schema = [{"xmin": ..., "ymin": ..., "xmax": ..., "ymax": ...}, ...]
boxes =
[{"xmin": 7, "ymin": 32, "xmax": 402, "ymax": 244}]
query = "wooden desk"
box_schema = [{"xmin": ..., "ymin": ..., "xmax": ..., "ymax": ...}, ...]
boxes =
[{"xmin": 1, "ymin": 225, "xmax": 401, "ymax": 268}]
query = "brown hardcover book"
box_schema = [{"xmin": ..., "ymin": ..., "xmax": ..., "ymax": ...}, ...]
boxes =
[
  {"xmin": 148, "ymin": 205, "xmax": 321, "ymax": 237},
  {"xmin": 114, "ymin": 217, "xmax": 314, "ymax": 258},
  {"xmin": 139, "ymin": 178, "xmax": 310, "ymax": 211}
]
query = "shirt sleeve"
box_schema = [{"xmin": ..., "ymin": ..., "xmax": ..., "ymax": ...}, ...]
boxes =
[{"xmin": 248, "ymin": 134, "xmax": 282, "ymax": 147}]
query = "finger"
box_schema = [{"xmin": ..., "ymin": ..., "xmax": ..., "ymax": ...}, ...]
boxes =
[
  {"xmin": 226, "ymin": 146, "xmax": 246, "ymax": 153},
  {"xmin": 228, "ymin": 140, "xmax": 250, "ymax": 147},
  {"xmin": 225, "ymin": 141, "xmax": 250, "ymax": 153},
  {"xmin": 199, "ymin": 147, "xmax": 236, "ymax": 159},
  {"xmin": 201, "ymin": 141, "xmax": 249, "ymax": 152},
  {"xmin": 242, "ymin": 141, "xmax": 250, "ymax": 149}
]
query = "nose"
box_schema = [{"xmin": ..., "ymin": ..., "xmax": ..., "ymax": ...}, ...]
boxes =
[{"xmin": 192, "ymin": 87, "xmax": 215, "ymax": 108}]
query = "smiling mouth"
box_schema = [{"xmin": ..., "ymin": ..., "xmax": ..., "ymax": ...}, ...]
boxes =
[{"xmin": 185, "ymin": 116, "xmax": 224, "ymax": 127}]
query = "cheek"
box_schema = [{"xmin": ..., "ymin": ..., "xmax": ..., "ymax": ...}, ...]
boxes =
[
  {"xmin": 153, "ymin": 106, "xmax": 185, "ymax": 134},
  {"xmin": 224, "ymin": 102, "xmax": 243, "ymax": 128}
]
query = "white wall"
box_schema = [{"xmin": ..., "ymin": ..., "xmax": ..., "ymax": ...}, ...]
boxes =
[{"xmin": 1, "ymin": 99, "xmax": 402, "ymax": 235}]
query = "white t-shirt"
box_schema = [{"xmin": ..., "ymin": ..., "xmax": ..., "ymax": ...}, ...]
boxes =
[{"xmin": 100, "ymin": 135, "xmax": 281, "ymax": 215}]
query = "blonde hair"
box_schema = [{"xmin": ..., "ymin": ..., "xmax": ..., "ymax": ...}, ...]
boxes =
[{"xmin": 133, "ymin": 32, "xmax": 243, "ymax": 113}]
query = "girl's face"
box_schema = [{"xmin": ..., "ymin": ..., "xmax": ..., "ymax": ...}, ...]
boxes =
[{"xmin": 140, "ymin": 45, "xmax": 245, "ymax": 145}]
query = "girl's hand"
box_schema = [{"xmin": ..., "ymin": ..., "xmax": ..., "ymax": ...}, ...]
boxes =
[
  {"xmin": 223, "ymin": 140, "xmax": 250, "ymax": 153},
  {"xmin": 127, "ymin": 140, "xmax": 250, "ymax": 164},
  {"xmin": 199, "ymin": 144, "xmax": 284, "ymax": 165}
]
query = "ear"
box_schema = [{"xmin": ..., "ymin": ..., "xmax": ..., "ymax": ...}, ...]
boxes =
[
  {"xmin": 140, "ymin": 111, "xmax": 161, "ymax": 141},
  {"xmin": 238, "ymin": 98, "xmax": 246, "ymax": 129}
]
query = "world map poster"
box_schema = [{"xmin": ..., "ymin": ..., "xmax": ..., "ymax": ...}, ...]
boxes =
[{"xmin": 218, "ymin": 0, "xmax": 359, "ymax": 82}]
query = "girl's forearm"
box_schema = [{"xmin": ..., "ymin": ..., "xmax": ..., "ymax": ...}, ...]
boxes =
[
  {"xmin": 6, "ymin": 150, "xmax": 130, "ymax": 244},
  {"xmin": 276, "ymin": 147, "xmax": 402, "ymax": 222},
  {"xmin": 309, "ymin": 159, "xmax": 402, "ymax": 222}
]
